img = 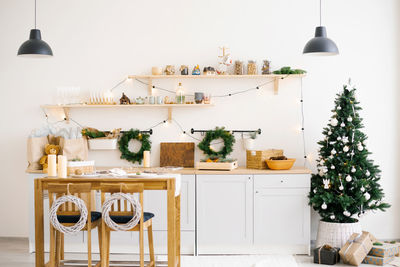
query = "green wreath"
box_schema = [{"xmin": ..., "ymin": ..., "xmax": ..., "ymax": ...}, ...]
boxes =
[
  {"xmin": 198, "ymin": 127, "xmax": 235, "ymax": 159},
  {"xmin": 118, "ymin": 129, "xmax": 151, "ymax": 164}
]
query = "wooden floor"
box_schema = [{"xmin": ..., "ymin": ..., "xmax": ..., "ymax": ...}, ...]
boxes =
[{"xmin": 0, "ymin": 237, "xmax": 376, "ymax": 267}]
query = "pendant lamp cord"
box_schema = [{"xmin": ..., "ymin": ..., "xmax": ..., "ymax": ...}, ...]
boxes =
[
  {"xmin": 34, "ymin": 0, "xmax": 37, "ymax": 29},
  {"xmin": 319, "ymin": 0, "xmax": 322, "ymax": 26}
]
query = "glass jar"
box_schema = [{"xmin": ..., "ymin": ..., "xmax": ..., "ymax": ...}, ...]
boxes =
[
  {"xmin": 234, "ymin": 60, "xmax": 244, "ymax": 75},
  {"xmin": 262, "ymin": 60, "xmax": 271, "ymax": 74},
  {"xmin": 247, "ymin": 60, "xmax": 257, "ymax": 75}
]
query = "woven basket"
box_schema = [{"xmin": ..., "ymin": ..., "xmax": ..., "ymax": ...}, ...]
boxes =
[
  {"xmin": 316, "ymin": 220, "xmax": 362, "ymax": 248},
  {"xmin": 246, "ymin": 149, "xmax": 283, "ymax": 169},
  {"xmin": 67, "ymin": 160, "xmax": 95, "ymax": 175}
]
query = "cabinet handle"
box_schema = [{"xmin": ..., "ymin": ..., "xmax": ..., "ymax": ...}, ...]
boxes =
[
  {"xmin": 248, "ymin": 177, "xmax": 251, "ymax": 180},
  {"xmin": 280, "ymin": 180, "xmax": 284, "ymax": 183},
  {"xmin": 255, "ymin": 190, "xmax": 259, "ymax": 194}
]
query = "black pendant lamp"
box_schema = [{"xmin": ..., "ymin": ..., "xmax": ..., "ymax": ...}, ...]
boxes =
[
  {"xmin": 303, "ymin": 0, "xmax": 338, "ymax": 56},
  {"xmin": 18, "ymin": 0, "xmax": 53, "ymax": 57}
]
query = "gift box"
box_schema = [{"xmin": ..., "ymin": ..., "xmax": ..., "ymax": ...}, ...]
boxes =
[
  {"xmin": 313, "ymin": 244, "xmax": 340, "ymax": 265},
  {"xmin": 339, "ymin": 231, "xmax": 375, "ymax": 266},
  {"xmin": 384, "ymin": 241, "xmax": 400, "ymax": 256},
  {"xmin": 363, "ymin": 255, "xmax": 395, "ymax": 266},
  {"xmin": 369, "ymin": 242, "xmax": 399, "ymax": 258}
]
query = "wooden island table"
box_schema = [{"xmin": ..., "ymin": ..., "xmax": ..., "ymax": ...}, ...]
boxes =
[{"xmin": 34, "ymin": 176, "xmax": 181, "ymax": 267}]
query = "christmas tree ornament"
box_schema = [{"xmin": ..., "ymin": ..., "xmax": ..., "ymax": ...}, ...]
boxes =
[
  {"xmin": 343, "ymin": 146, "xmax": 349, "ymax": 152},
  {"xmin": 343, "ymin": 210, "xmax": 351, "ymax": 217},
  {"xmin": 346, "ymin": 175, "xmax": 352, "ymax": 182},
  {"xmin": 313, "ymin": 188, "xmax": 317, "ymax": 194},
  {"xmin": 330, "ymin": 118, "xmax": 338, "ymax": 127},
  {"xmin": 321, "ymin": 202, "xmax": 327, "ymax": 210},
  {"xmin": 347, "ymin": 117, "xmax": 353, "ymax": 122},
  {"xmin": 319, "ymin": 170, "xmax": 324, "ymax": 176},
  {"xmin": 350, "ymin": 151, "xmax": 355, "ymax": 157},
  {"xmin": 351, "ymin": 166, "xmax": 356, "ymax": 173},
  {"xmin": 337, "ymin": 136, "xmax": 342, "ymax": 141},
  {"xmin": 322, "ymin": 166, "xmax": 328, "ymax": 173},
  {"xmin": 319, "ymin": 159, "xmax": 325, "ymax": 165},
  {"xmin": 331, "ymin": 165, "xmax": 335, "ymax": 169},
  {"xmin": 328, "ymin": 131, "xmax": 332, "ymax": 135},
  {"xmin": 329, "ymin": 155, "xmax": 334, "ymax": 159},
  {"xmin": 337, "ymin": 106, "xmax": 342, "ymax": 110},
  {"xmin": 340, "ymin": 122, "xmax": 345, "ymax": 127},
  {"xmin": 360, "ymin": 186, "xmax": 365, "ymax": 192},
  {"xmin": 366, "ymin": 170, "xmax": 370, "ymax": 177},
  {"xmin": 331, "ymin": 148, "xmax": 337, "ymax": 155},
  {"xmin": 342, "ymin": 136, "xmax": 349, "ymax": 143},
  {"xmin": 339, "ymin": 184, "xmax": 344, "ymax": 190},
  {"xmin": 330, "ymin": 214, "xmax": 335, "ymax": 220},
  {"xmin": 329, "ymin": 141, "xmax": 336, "ymax": 145},
  {"xmin": 323, "ymin": 178, "xmax": 330, "ymax": 189},
  {"xmin": 357, "ymin": 145, "xmax": 364, "ymax": 151},
  {"xmin": 364, "ymin": 192, "xmax": 371, "ymax": 200}
]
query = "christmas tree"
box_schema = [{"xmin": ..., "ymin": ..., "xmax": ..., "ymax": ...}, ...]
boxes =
[{"xmin": 309, "ymin": 85, "xmax": 390, "ymax": 223}]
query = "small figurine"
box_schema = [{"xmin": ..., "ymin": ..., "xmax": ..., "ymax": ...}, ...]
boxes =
[
  {"xmin": 119, "ymin": 92, "xmax": 131, "ymax": 105},
  {"xmin": 165, "ymin": 65, "xmax": 175, "ymax": 75},
  {"xmin": 180, "ymin": 65, "xmax": 189, "ymax": 75},
  {"xmin": 192, "ymin": 65, "xmax": 201, "ymax": 75},
  {"xmin": 262, "ymin": 60, "xmax": 271, "ymax": 74},
  {"xmin": 203, "ymin": 66, "xmax": 216, "ymax": 75},
  {"xmin": 216, "ymin": 46, "xmax": 232, "ymax": 75},
  {"xmin": 164, "ymin": 96, "xmax": 170, "ymax": 104}
]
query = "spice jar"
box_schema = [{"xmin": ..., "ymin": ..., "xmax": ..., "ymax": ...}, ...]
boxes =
[
  {"xmin": 234, "ymin": 60, "xmax": 244, "ymax": 75},
  {"xmin": 247, "ymin": 60, "xmax": 257, "ymax": 75}
]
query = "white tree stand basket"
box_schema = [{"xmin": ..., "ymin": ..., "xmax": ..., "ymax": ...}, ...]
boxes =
[{"xmin": 316, "ymin": 220, "xmax": 362, "ymax": 248}]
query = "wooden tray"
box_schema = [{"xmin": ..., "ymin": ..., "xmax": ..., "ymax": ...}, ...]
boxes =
[{"xmin": 195, "ymin": 161, "xmax": 238, "ymax": 171}]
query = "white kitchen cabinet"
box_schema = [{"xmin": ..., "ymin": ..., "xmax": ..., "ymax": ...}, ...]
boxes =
[
  {"xmin": 197, "ymin": 175, "xmax": 253, "ymax": 254},
  {"xmin": 253, "ymin": 174, "xmax": 310, "ymax": 254}
]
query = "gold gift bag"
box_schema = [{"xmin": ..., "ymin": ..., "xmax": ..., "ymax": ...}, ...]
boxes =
[
  {"xmin": 59, "ymin": 137, "xmax": 88, "ymax": 160},
  {"xmin": 26, "ymin": 136, "xmax": 48, "ymax": 171}
]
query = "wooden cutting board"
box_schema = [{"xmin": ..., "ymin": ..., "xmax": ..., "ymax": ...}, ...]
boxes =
[{"xmin": 160, "ymin": 142, "xmax": 195, "ymax": 167}]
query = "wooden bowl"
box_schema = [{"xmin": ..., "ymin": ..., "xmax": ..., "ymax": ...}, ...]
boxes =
[{"xmin": 265, "ymin": 158, "xmax": 296, "ymax": 170}]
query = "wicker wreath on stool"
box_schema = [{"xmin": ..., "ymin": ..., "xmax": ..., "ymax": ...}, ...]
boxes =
[
  {"xmin": 49, "ymin": 194, "xmax": 88, "ymax": 235},
  {"xmin": 102, "ymin": 192, "xmax": 142, "ymax": 231}
]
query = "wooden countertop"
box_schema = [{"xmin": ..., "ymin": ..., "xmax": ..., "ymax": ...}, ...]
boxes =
[{"xmin": 27, "ymin": 166, "xmax": 311, "ymax": 175}]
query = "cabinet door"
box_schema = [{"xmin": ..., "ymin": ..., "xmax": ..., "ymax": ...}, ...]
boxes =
[
  {"xmin": 197, "ymin": 175, "xmax": 253, "ymax": 254},
  {"xmin": 254, "ymin": 187, "xmax": 310, "ymax": 253},
  {"xmin": 143, "ymin": 174, "xmax": 195, "ymax": 231}
]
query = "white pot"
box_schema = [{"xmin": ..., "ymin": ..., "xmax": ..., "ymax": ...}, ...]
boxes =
[
  {"xmin": 88, "ymin": 138, "xmax": 118, "ymax": 150},
  {"xmin": 316, "ymin": 220, "xmax": 362, "ymax": 248},
  {"xmin": 243, "ymin": 138, "xmax": 255, "ymax": 150}
]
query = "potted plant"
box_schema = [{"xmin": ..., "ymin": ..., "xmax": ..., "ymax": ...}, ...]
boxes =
[
  {"xmin": 309, "ymin": 85, "xmax": 390, "ymax": 248},
  {"xmin": 243, "ymin": 131, "xmax": 257, "ymax": 150}
]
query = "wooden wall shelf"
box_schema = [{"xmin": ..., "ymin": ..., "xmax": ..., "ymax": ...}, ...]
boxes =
[
  {"xmin": 129, "ymin": 74, "xmax": 306, "ymax": 95},
  {"xmin": 41, "ymin": 104, "xmax": 214, "ymax": 122}
]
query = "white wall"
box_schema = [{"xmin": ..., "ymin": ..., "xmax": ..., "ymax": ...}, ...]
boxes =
[{"xmin": 0, "ymin": 0, "xmax": 399, "ymax": 239}]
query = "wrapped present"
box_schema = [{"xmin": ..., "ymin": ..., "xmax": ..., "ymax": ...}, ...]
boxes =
[
  {"xmin": 339, "ymin": 231, "xmax": 375, "ymax": 266},
  {"xmin": 384, "ymin": 241, "xmax": 400, "ymax": 256},
  {"xmin": 363, "ymin": 255, "xmax": 395, "ymax": 265},
  {"xmin": 313, "ymin": 244, "xmax": 340, "ymax": 265},
  {"xmin": 369, "ymin": 242, "xmax": 399, "ymax": 258}
]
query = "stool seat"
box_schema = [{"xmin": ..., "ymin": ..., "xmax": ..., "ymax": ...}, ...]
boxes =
[
  {"xmin": 57, "ymin": 211, "xmax": 102, "ymax": 224},
  {"xmin": 110, "ymin": 212, "xmax": 154, "ymax": 224}
]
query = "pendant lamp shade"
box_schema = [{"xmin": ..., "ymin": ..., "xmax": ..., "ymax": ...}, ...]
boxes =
[
  {"xmin": 17, "ymin": 0, "xmax": 53, "ymax": 57},
  {"xmin": 18, "ymin": 29, "xmax": 53, "ymax": 57},
  {"xmin": 303, "ymin": 26, "xmax": 338, "ymax": 56},
  {"xmin": 303, "ymin": 0, "xmax": 339, "ymax": 56}
]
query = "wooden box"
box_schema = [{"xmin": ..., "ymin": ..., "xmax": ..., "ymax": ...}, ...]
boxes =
[
  {"xmin": 246, "ymin": 149, "xmax": 284, "ymax": 169},
  {"xmin": 195, "ymin": 161, "xmax": 238, "ymax": 171},
  {"xmin": 160, "ymin": 142, "xmax": 195, "ymax": 167}
]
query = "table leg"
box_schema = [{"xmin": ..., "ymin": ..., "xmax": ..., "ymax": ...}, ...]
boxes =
[
  {"xmin": 167, "ymin": 180, "xmax": 176, "ymax": 267},
  {"xmin": 35, "ymin": 179, "xmax": 45, "ymax": 267},
  {"xmin": 175, "ymin": 195, "xmax": 181, "ymax": 267}
]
